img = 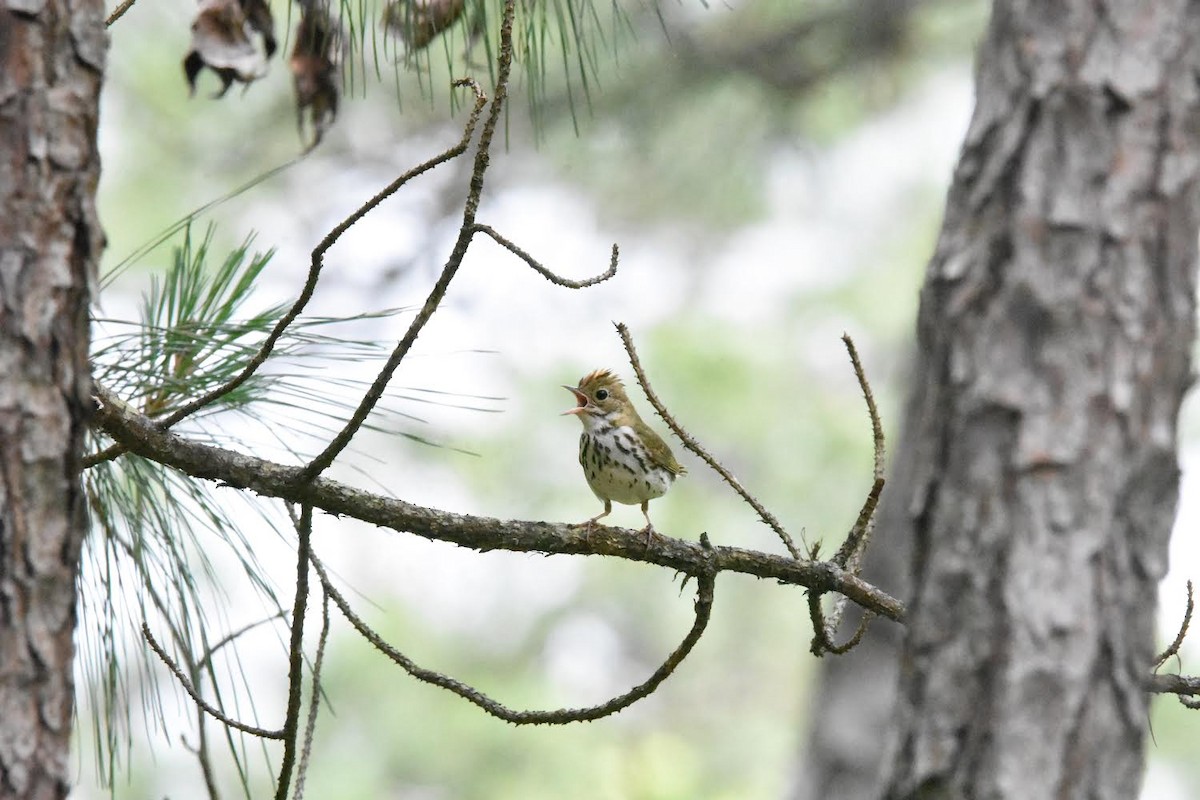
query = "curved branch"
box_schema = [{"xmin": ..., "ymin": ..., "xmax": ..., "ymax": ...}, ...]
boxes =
[
  {"xmin": 92, "ymin": 382, "xmax": 907, "ymax": 623},
  {"xmin": 142, "ymin": 623, "xmax": 285, "ymax": 740},
  {"xmin": 1155, "ymin": 579, "xmax": 1194, "ymax": 668},
  {"xmin": 831, "ymin": 333, "xmax": 885, "ymax": 570},
  {"xmin": 615, "ymin": 322, "xmax": 803, "ymax": 560},
  {"xmin": 313, "ymin": 541, "xmax": 717, "ymax": 724},
  {"xmin": 843, "ymin": 333, "xmax": 886, "ymax": 483},
  {"xmin": 474, "ymin": 224, "xmax": 619, "ymax": 288},
  {"xmin": 808, "ymin": 590, "xmax": 874, "ymax": 656}
]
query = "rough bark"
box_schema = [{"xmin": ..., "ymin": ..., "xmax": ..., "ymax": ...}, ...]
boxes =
[
  {"xmin": 883, "ymin": 2, "xmax": 1200, "ymax": 798},
  {"xmin": 0, "ymin": 0, "xmax": 105, "ymax": 795}
]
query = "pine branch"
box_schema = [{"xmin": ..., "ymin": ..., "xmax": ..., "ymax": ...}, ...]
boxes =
[{"xmin": 91, "ymin": 382, "xmax": 908, "ymax": 623}]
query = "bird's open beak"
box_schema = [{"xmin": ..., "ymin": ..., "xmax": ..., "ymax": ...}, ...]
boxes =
[{"xmin": 562, "ymin": 385, "xmax": 588, "ymax": 415}]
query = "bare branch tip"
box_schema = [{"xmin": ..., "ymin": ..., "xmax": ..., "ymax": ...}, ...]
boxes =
[
  {"xmin": 143, "ymin": 621, "xmax": 284, "ymax": 739},
  {"xmin": 475, "ymin": 224, "xmax": 616, "ymax": 288},
  {"xmin": 1155, "ymin": 579, "xmax": 1195, "ymax": 668},
  {"xmin": 614, "ymin": 322, "xmax": 802, "ymax": 559}
]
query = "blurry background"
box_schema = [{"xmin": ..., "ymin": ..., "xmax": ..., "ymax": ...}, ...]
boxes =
[{"xmin": 81, "ymin": 0, "xmax": 1200, "ymax": 797}]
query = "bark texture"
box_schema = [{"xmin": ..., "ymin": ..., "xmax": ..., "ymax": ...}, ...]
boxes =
[
  {"xmin": 0, "ymin": 0, "xmax": 105, "ymax": 794},
  {"xmin": 885, "ymin": 2, "xmax": 1200, "ymax": 798}
]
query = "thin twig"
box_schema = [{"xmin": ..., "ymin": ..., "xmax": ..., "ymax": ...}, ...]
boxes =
[
  {"xmin": 143, "ymin": 623, "xmax": 285, "ymax": 739},
  {"xmin": 313, "ymin": 536, "xmax": 717, "ymax": 724},
  {"xmin": 843, "ymin": 333, "xmax": 885, "ymax": 482},
  {"xmin": 105, "ymin": 0, "xmax": 137, "ymax": 26},
  {"xmin": 1155, "ymin": 580, "xmax": 1194, "ymax": 669},
  {"xmin": 808, "ymin": 593, "xmax": 874, "ymax": 656},
  {"xmin": 1147, "ymin": 580, "xmax": 1200, "ymax": 709},
  {"xmin": 832, "ymin": 478, "xmax": 885, "ymax": 570},
  {"xmin": 293, "ymin": 590, "xmax": 331, "ymax": 800},
  {"xmin": 83, "ymin": 441, "xmax": 124, "ymax": 469},
  {"xmin": 186, "ymin": 712, "xmax": 222, "ymax": 800},
  {"xmin": 193, "ymin": 705, "xmax": 221, "ymax": 800},
  {"xmin": 807, "ymin": 335, "xmax": 886, "ymax": 656},
  {"xmin": 615, "ymin": 321, "xmax": 804, "ymax": 559},
  {"xmin": 474, "ymin": 224, "xmax": 619, "ymax": 288},
  {"xmin": 86, "ymin": 158, "xmax": 306, "ymax": 469},
  {"xmin": 196, "ymin": 610, "xmax": 290, "ymax": 671},
  {"xmin": 295, "ymin": 3, "xmax": 518, "ymax": 484},
  {"xmin": 274, "ymin": 504, "xmax": 313, "ymax": 800},
  {"xmin": 831, "ymin": 334, "xmax": 886, "ymax": 570}
]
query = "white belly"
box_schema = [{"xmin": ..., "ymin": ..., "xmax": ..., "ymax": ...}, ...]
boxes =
[{"xmin": 579, "ymin": 426, "xmax": 675, "ymax": 505}]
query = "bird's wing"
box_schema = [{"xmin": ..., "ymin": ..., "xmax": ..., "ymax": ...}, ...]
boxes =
[{"xmin": 642, "ymin": 428, "xmax": 686, "ymax": 476}]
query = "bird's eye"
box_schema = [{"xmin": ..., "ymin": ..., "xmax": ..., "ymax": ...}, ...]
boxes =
[{"xmin": 595, "ymin": 388, "xmax": 609, "ymax": 401}]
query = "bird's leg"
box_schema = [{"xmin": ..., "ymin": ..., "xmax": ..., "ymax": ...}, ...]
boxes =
[
  {"xmin": 638, "ymin": 501, "xmax": 656, "ymax": 547},
  {"xmin": 574, "ymin": 499, "xmax": 612, "ymax": 542}
]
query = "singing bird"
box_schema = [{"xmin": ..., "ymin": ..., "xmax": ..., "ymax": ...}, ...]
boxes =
[{"xmin": 563, "ymin": 369, "xmax": 685, "ymax": 541}]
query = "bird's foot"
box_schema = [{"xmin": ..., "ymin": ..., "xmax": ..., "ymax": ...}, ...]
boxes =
[
  {"xmin": 571, "ymin": 518, "xmax": 600, "ymax": 543},
  {"xmin": 638, "ymin": 524, "xmax": 656, "ymax": 548}
]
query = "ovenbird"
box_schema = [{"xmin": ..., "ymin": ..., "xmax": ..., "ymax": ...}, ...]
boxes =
[{"xmin": 563, "ymin": 369, "xmax": 685, "ymax": 541}]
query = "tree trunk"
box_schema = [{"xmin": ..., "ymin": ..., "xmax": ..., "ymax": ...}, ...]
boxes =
[
  {"xmin": 0, "ymin": 0, "xmax": 105, "ymax": 795},
  {"xmin": 883, "ymin": 2, "xmax": 1200, "ymax": 798}
]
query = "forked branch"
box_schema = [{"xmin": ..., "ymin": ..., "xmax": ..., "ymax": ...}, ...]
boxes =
[
  {"xmin": 1150, "ymin": 581, "xmax": 1200, "ymax": 709},
  {"xmin": 1155, "ymin": 579, "xmax": 1193, "ymax": 669},
  {"xmin": 806, "ymin": 334, "xmax": 887, "ymax": 656}
]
